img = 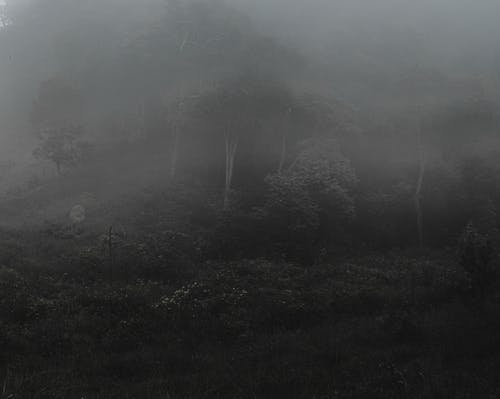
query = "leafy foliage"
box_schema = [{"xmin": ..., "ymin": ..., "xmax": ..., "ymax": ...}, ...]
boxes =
[
  {"xmin": 33, "ymin": 125, "xmax": 93, "ymax": 174},
  {"xmin": 262, "ymin": 139, "xmax": 357, "ymax": 259}
]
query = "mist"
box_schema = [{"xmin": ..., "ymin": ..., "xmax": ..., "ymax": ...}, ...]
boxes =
[{"xmin": 1, "ymin": 0, "xmax": 500, "ymax": 397}]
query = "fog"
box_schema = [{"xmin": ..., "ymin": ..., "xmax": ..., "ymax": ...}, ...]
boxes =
[
  {"xmin": 0, "ymin": 0, "xmax": 498, "ymax": 220},
  {"xmin": 1, "ymin": 1, "xmax": 500, "ymax": 396}
]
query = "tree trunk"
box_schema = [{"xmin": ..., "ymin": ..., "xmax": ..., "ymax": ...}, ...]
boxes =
[
  {"xmin": 170, "ymin": 124, "xmax": 179, "ymax": 178},
  {"xmin": 278, "ymin": 108, "xmax": 292, "ymax": 174},
  {"xmin": 55, "ymin": 161, "xmax": 61, "ymax": 176},
  {"xmin": 136, "ymin": 97, "xmax": 145, "ymax": 139},
  {"xmin": 169, "ymin": 94, "xmax": 185, "ymax": 179},
  {"xmin": 223, "ymin": 129, "xmax": 238, "ymax": 210},
  {"xmin": 415, "ymin": 119, "xmax": 426, "ymax": 247},
  {"xmin": 1, "ymin": 365, "xmax": 8, "ymax": 399}
]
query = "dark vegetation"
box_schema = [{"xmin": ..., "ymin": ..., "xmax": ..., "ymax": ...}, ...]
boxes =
[{"xmin": 1, "ymin": 0, "xmax": 500, "ymax": 397}]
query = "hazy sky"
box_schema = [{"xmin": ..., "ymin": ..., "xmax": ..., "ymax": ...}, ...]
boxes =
[{"xmin": 1, "ymin": 0, "xmax": 500, "ymax": 160}]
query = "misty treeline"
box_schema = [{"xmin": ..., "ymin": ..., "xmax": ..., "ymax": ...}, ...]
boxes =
[{"xmin": 1, "ymin": 0, "xmax": 500, "ymax": 260}]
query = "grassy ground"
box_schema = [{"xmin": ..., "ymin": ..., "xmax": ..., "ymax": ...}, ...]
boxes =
[{"xmin": 1, "ymin": 227, "xmax": 500, "ymax": 398}]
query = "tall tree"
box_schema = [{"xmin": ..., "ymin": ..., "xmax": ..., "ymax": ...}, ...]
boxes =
[
  {"xmin": 30, "ymin": 79, "xmax": 90, "ymax": 174},
  {"xmin": 196, "ymin": 78, "xmax": 297, "ymax": 208}
]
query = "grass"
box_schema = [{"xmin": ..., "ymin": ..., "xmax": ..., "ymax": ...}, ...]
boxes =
[{"xmin": 0, "ymin": 227, "xmax": 499, "ymax": 398}]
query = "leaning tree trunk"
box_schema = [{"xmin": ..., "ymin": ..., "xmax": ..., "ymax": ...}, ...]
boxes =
[
  {"xmin": 414, "ymin": 119, "xmax": 426, "ymax": 247},
  {"xmin": 277, "ymin": 108, "xmax": 292, "ymax": 174},
  {"xmin": 170, "ymin": 123, "xmax": 180, "ymax": 178},
  {"xmin": 168, "ymin": 93, "xmax": 185, "ymax": 179},
  {"xmin": 223, "ymin": 128, "xmax": 238, "ymax": 210}
]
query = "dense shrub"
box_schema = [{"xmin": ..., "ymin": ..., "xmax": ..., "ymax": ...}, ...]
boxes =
[{"xmin": 260, "ymin": 139, "xmax": 357, "ymax": 260}]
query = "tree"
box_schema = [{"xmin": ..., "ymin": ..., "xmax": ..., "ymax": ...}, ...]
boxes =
[
  {"xmin": 262, "ymin": 139, "xmax": 357, "ymax": 259},
  {"xmin": 33, "ymin": 125, "xmax": 89, "ymax": 174},
  {"xmin": 414, "ymin": 114, "xmax": 426, "ymax": 247},
  {"xmin": 277, "ymin": 107, "xmax": 292, "ymax": 173},
  {"xmin": 194, "ymin": 79, "xmax": 255, "ymax": 209},
  {"xmin": 195, "ymin": 77, "xmax": 297, "ymax": 209},
  {"xmin": 218, "ymin": 90, "xmax": 246, "ymax": 210},
  {"xmin": 167, "ymin": 96, "xmax": 184, "ymax": 178},
  {"xmin": 31, "ymin": 79, "xmax": 91, "ymax": 174},
  {"xmin": 164, "ymin": 90, "xmax": 195, "ymax": 178},
  {"xmin": 399, "ymin": 66, "xmax": 451, "ymax": 247}
]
